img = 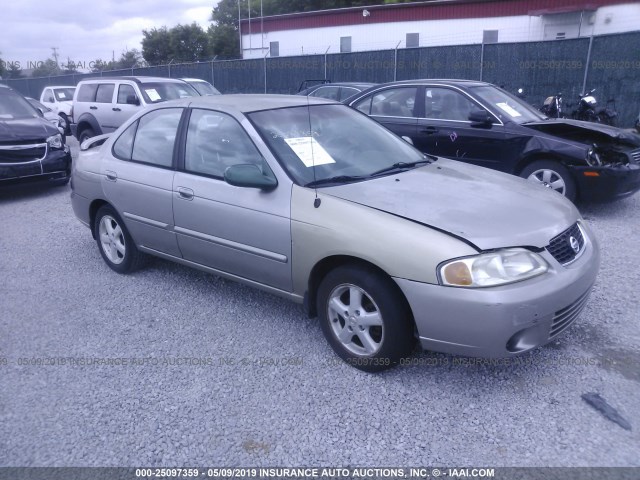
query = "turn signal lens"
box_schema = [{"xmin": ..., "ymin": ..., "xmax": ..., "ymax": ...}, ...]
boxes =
[{"xmin": 443, "ymin": 262, "xmax": 472, "ymax": 286}]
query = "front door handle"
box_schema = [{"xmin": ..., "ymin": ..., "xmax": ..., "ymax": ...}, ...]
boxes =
[
  {"xmin": 177, "ymin": 187, "xmax": 194, "ymax": 200},
  {"xmin": 112, "ymin": 107, "xmax": 121, "ymax": 112},
  {"xmin": 105, "ymin": 170, "xmax": 117, "ymax": 181},
  {"xmin": 420, "ymin": 126, "xmax": 438, "ymax": 134}
]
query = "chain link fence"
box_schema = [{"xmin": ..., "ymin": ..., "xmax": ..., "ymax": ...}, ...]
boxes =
[{"xmin": 3, "ymin": 31, "xmax": 639, "ymax": 126}]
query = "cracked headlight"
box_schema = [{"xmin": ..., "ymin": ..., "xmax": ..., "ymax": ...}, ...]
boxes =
[
  {"xmin": 47, "ymin": 133, "xmax": 63, "ymax": 149},
  {"xmin": 439, "ymin": 248, "xmax": 548, "ymax": 288}
]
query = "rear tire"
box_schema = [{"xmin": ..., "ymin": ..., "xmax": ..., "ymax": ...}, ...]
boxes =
[
  {"xmin": 317, "ymin": 264, "xmax": 414, "ymax": 372},
  {"xmin": 94, "ymin": 205, "xmax": 145, "ymax": 274},
  {"xmin": 520, "ymin": 160, "xmax": 576, "ymax": 202}
]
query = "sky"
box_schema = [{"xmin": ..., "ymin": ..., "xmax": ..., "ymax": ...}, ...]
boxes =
[{"xmin": 0, "ymin": 0, "xmax": 219, "ymax": 71}]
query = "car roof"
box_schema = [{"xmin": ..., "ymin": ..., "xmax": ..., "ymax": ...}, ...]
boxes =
[
  {"xmin": 164, "ymin": 94, "xmax": 338, "ymax": 113},
  {"xmin": 46, "ymin": 85, "xmax": 76, "ymax": 88},
  {"xmin": 181, "ymin": 78, "xmax": 210, "ymax": 83},
  {"xmin": 316, "ymin": 82, "xmax": 376, "ymax": 88},
  {"xmin": 77, "ymin": 76, "xmax": 188, "ymax": 85},
  {"xmin": 373, "ymin": 79, "xmax": 491, "ymax": 88}
]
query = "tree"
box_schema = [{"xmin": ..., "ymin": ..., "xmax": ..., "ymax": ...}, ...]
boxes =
[
  {"xmin": 90, "ymin": 59, "xmax": 115, "ymax": 73},
  {"xmin": 61, "ymin": 58, "xmax": 79, "ymax": 74},
  {"xmin": 170, "ymin": 23, "xmax": 211, "ymax": 62},
  {"xmin": 113, "ymin": 49, "xmax": 144, "ymax": 69},
  {"xmin": 0, "ymin": 52, "xmax": 6, "ymax": 78},
  {"xmin": 207, "ymin": 24, "xmax": 239, "ymax": 58},
  {"xmin": 31, "ymin": 58, "xmax": 60, "ymax": 77},
  {"xmin": 142, "ymin": 27, "xmax": 172, "ymax": 65},
  {"xmin": 6, "ymin": 63, "xmax": 23, "ymax": 79}
]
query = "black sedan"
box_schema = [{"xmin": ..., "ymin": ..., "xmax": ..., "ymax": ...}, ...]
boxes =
[
  {"xmin": 346, "ymin": 79, "xmax": 640, "ymax": 201},
  {"xmin": 298, "ymin": 81, "xmax": 377, "ymax": 102}
]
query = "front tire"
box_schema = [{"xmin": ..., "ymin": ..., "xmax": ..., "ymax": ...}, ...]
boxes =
[
  {"xmin": 59, "ymin": 113, "xmax": 70, "ymax": 135},
  {"xmin": 317, "ymin": 264, "xmax": 414, "ymax": 372},
  {"xmin": 520, "ymin": 160, "xmax": 576, "ymax": 202},
  {"xmin": 79, "ymin": 127, "xmax": 95, "ymax": 145},
  {"xmin": 94, "ymin": 205, "xmax": 144, "ymax": 274}
]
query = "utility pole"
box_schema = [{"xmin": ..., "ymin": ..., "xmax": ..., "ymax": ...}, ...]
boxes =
[
  {"xmin": 238, "ymin": 0, "xmax": 243, "ymax": 58},
  {"xmin": 51, "ymin": 47, "xmax": 59, "ymax": 69}
]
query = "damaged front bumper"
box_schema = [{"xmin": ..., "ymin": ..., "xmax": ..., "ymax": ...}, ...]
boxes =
[{"xmin": 570, "ymin": 162, "xmax": 640, "ymax": 201}]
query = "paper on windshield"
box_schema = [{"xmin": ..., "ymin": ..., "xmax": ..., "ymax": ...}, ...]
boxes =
[
  {"xmin": 285, "ymin": 137, "xmax": 336, "ymax": 167},
  {"xmin": 58, "ymin": 92, "xmax": 66, "ymax": 99},
  {"xmin": 496, "ymin": 102, "xmax": 522, "ymax": 117},
  {"xmin": 145, "ymin": 89, "xmax": 161, "ymax": 101}
]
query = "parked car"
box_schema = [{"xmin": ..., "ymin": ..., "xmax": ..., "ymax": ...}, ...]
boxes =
[
  {"xmin": 70, "ymin": 76, "xmax": 198, "ymax": 144},
  {"xmin": 25, "ymin": 97, "xmax": 65, "ymax": 132},
  {"xmin": 298, "ymin": 81, "xmax": 377, "ymax": 102},
  {"xmin": 347, "ymin": 80, "xmax": 640, "ymax": 202},
  {"xmin": 71, "ymin": 95, "xmax": 599, "ymax": 371},
  {"xmin": 181, "ymin": 78, "xmax": 221, "ymax": 96},
  {"xmin": 0, "ymin": 84, "xmax": 71, "ymax": 187},
  {"xmin": 39, "ymin": 85, "xmax": 75, "ymax": 135}
]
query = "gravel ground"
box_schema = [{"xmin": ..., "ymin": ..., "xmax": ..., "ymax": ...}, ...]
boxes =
[{"xmin": 0, "ymin": 139, "xmax": 639, "ymax": 467}]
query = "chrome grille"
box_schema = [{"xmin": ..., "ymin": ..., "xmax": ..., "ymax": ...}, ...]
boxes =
[
  {"xmin": 0, "ymin": 143, "xmax": 47, "ymax": 164},
  {"xmin": 549, "ymin": 289, "xmax": 591, "ymax": 339},
  {"xmin": 546, "ymin": 222, "xmax": 585, "ymax": 265},
  {"xmin": 630, "ymin": 149, "xmax": 640, "ymax": 164}
]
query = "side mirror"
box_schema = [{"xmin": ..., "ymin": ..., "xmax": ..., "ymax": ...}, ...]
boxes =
[
  {"xmin": 224, "ymin": 164, "xmax": 277, "ymax": 190},
  {"xmin": 469, "ymin": 109, "xmax": 493, "ymax": 128},
  {"xmin": 36, "ymin": 107, "xmax": 45, "ymax": 117},
  {"xmin": 126, "ymin": 94, "xmax": 140, "ymax": 106}
]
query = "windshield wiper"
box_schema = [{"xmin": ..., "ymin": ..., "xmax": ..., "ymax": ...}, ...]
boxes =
[
  {"xmin": 368, "ymin": 157, "xmax": 434, "ymax": 178},
  {"xmin": 304, "ymin": 175, "xmax": 365, "ymax": 188}
]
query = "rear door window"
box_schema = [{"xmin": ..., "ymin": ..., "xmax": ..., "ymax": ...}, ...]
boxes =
[
  {"xmin": 76, "ymin": 84, "xmax": 98, "ymax": 102},
  {"xmin": 131, "ymin": 108, "xmax": 183, "ymax": 168},
  {"xmin": 95, "ymin": 84, "xmax": 115, "ymax": 103}
]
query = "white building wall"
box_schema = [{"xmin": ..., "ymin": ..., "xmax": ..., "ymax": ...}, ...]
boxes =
[{"xmin": 241, "ymin": 3, "xmax": 640, "ymax": 59}]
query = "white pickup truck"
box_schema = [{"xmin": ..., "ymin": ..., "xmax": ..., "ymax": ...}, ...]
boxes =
[{"xmin": 40, "ymin": 85, "xmax": 75, "ymax": 134}]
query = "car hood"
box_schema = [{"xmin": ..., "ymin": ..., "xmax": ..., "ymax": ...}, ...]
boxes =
[
  {"xmin": 321, "ymin": 158, "xmax": 579, "ymax": 250},
  {"xmin": 525, "ymin": 119, "xmax": 640, "ymax": 147},
  {"xmin": 0, "ymin": 117, "xmax": 58, "ymax": 142}
]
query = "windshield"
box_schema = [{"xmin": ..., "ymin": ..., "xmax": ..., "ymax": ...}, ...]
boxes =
[
  {"xmin": 53, "ymin": 88, "xmax": 75, "ymax": 102},
  {"xmin": 0, "ymin": 91, "xmax": 39, "ymax": 120},
  {"xmin": 189, "ymin": 81, "xmax": 220, "ymax": 96},
  {"xmin": 139, "ymin": 82, "xmax": 198, "ymax": 104},
  {"xmin": 248, "ymin": 104, "xmax": 426, "ymax": 186},
  {"xmin": 470, "ymin": 85, "xmax": 545, "ymax": 124}
]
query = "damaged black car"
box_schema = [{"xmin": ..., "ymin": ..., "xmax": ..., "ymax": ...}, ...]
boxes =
[
  {"xmin": 347, "ymin": 79, "xmax": 640, "ymax": 202},
  {"xmin": 1, "ymin": 84, "xmax": 72, "ymax": 188}
]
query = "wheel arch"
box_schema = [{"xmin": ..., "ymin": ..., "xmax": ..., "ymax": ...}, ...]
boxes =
[
  {"xmin": 514, "ymin": 152, "xmax": 572, "ymax": 176},
  {"xmin": 305, "ymin": 254, "xmax": 413, "ymax": 325},
  {"xmin": 88, "ymin": 199, "xmax": 111, "ymax": 239},
  {"xmin": 75, "ymin": 113, "xmax": 103, "ymax": 140}
]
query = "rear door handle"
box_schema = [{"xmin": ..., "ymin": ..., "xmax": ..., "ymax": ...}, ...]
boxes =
[
  {"xmin": 105, "ymin": 170, "xmax": 117, "ymax": 181},
  {"xmin": 89, "ymin": 106, "xmax": 98, "ymax": 110},
  {"xmin": 177, "ymin": 187, "xmax": 194, "ymax": 200},
  {"xmin": 112, "ymin": 107, "xmax": 121, "ymax": 112},
  {"xmin": 420, "ymin": 126, "xmax": 438, "ymax": 134}
]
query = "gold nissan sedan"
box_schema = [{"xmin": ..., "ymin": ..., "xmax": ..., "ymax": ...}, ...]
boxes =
[{"xmin": 71, "ymin": 95, "xmax": 600, "ymax": 371}]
